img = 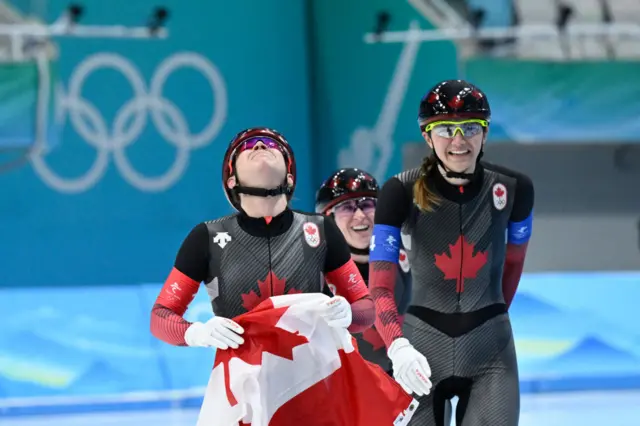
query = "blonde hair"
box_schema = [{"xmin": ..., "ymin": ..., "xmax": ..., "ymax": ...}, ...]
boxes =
[{"xmin": 413, "ymin": 155, "xmax": 441, "ymax": 212}]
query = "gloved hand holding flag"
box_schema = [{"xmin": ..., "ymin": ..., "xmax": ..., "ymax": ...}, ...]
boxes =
[{"xmin": 196, "ymin": 293, "xmax": 419, "ymax": 426}]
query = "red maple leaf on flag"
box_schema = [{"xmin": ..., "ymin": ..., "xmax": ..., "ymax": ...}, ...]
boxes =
[
  {"xmin": 304, "ymin": 224, "xmax": 316, "ymax": 235},
  {"xmin": 241, "ymin": 271, "xmax": 302, "ymax": 311},
  {"xmin": 362, "ymin": 327, "xmax": 386, "ymax": 351},
  {"xmin": 213, "ymin": 305, "xmax": 309, "ymax": 409},
  {"xmin": 399, "ymin": 251, "xmax": 406, "ymax": 262},
  {"xmin": 494, "ymin": 186, "xmax": 504, "ymax": 198},
  {"xmin": 434, "ymin": 236, "xmax": 487, "ymax": 293}
]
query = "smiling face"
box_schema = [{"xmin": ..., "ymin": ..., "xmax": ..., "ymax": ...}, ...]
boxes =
[
  {"xmin": 331, "ymin": 197, "xmax": 376, "ymax": 249},
  {"xmin": 227, "ymin": 139, "xmax": 292, "ymax": 190},
  {"xmin": 422, "ymin": 119, "xmax": 486, "ymax": 174}
]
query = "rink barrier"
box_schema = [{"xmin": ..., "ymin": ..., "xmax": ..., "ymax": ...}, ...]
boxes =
[
  {"xmin": 1, "ymin": 272, "xmax": 639, "ymax": 417},
  {"xmin": 3, "ymin": 375, "xmax": 640, "ymax": 417},
  {"xmin": 0, "ymin": 388, "xmax": 206, "ymax": 417}
]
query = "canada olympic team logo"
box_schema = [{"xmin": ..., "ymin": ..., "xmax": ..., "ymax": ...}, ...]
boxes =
[{"xmin": 30, "ymin": 52, "xmax": 228, "ymax": 193}]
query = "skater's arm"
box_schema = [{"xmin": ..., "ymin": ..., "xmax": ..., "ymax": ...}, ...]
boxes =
[
  {"xmin": 395, "ymin": 246, "xmax": 413, "ymax": 316},
  {"xmin": 502, "ymin": 173, "xmax": 534, "ymax": 308},
  {"xmin": 369, "ymin": 177, "xmax": 412, "ymax": 348},
  {"xmin": 323, "ymin": 217, "xmax": 375, "ymax": 333},
  {"xmin": 150, "ymin": 223, "xmax": 209, "ymax": 345}
]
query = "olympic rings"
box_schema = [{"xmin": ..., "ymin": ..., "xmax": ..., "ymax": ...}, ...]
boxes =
[{"xmin": 30, "ymin": 51, "xmax": 228, "ymax": 193}]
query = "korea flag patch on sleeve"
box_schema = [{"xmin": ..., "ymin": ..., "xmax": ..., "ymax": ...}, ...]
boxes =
[
  {"xmin": 398, "ymin": 249, "xmax": 411, "ymax": 273},
  {"xmin": 303, "ymin": 222, "xmax": 321, "ymax": 248}
]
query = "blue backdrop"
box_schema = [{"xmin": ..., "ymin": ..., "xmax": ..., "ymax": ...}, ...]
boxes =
[
  {"xmin": 2, "ymin": 0, "xmax": 639, "ymax": 288},
  {"xmin": 0, "ymin": 0, "xmax": 314, "ymax": 288}
]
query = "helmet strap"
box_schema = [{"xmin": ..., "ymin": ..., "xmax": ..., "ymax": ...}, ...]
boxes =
[
  {"xmin": 432, "ymin": 150, "xmax": 483, "ymax": 180},
  {"xmin": 234, "ymin": 183, "xmax": 289, "ymax": 197},
  {"xmin": 427, "ymin": 131, "xmax": 484, "ymax": 181},
  {"xmin": 230, "ymin": 156, "xmax": 292, "ymax": 201},
  {"xmin": 233, "ymin": 170, "xmax": 291, "ymax": 199}
]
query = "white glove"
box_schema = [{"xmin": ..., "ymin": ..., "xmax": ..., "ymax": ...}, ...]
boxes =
[
  {"xmin": 317, "ymin": 295, "xmax": 352, "ymax": 329},
  {"xmin": 388, "ymin": 337, "xmax": 433, "ymax": 396},
  {"xmin": 184, "ymin": 317, "xmax": 245, "ymax": 350}
]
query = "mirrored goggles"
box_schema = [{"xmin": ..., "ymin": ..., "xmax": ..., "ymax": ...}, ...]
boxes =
[
  {"xmin": 228, "ymin": 136, "xmax": 289, "ymax": 175},
  {"xmin": 424, "ymin": 119, "xmax": 488, "ymax": 138},
  {"xmin": 332, "ymin": 197, "xmax": 377, "ymax": 216},
  {"xmin": 236, "ymin": 136, "xmax": 283, "ymax": 153}
]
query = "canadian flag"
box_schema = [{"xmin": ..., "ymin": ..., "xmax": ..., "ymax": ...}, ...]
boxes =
[{"xmin": 197, "ymin": 293, "xmax": 418, "ymax": 426}]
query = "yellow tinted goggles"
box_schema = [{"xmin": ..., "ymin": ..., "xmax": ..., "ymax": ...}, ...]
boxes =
[{"xmin": 424, "ymin": 119, "xmax": 488, "ymax": 138}]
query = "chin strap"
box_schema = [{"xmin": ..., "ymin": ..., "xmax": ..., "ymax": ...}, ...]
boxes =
[
  {"xmin": 234, "ymin": 184, "xmax": 289, "ymax": 197},
  {"xmin": 433, "ymin": 150, "xmax": 484, "ymax": 180},
  {"xmin": 234, "ymin": 176, "xmax": 291, "ymax": 198},
  {"xmin": 426, "ymin": 128, "xmax": 486, "ymax": 180}
]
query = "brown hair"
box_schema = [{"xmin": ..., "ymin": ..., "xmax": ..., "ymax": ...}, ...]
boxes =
[{"xmin": 413, "ymin": 155, "xmax": 441, "ymax": 212}]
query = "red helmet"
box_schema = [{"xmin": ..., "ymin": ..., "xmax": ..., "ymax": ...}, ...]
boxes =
[{"xmin": 222, "ymin": 127, "xmax": 296, "ymax": 211}]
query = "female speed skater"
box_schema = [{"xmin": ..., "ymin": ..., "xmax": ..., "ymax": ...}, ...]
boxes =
[
  {"xmin": 368, "ymin": 80, "xmax": 534, "ymax": 425},
  {"xmin": 150, "ymin": 127, "xmax": 375, "ymax": 351},
  {"xmin": 315, "ymin": 167, "xmax": 412, "ymax": 373}
]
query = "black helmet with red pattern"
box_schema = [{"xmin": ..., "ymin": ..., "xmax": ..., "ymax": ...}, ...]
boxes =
[
  {"xmin": 222, "ymin": 127, "xmax": 296, "ymax": 211},
  {"xmin": 418, "ymin": 79, "xmax": 491, "ymax": 180},
  {"xmin": 418, "ymin": 79, "xmax": 491, "ymax": 126},
  {"xmin": 315, "ymin": 168, "xmax": 379, "ymax": 214}
]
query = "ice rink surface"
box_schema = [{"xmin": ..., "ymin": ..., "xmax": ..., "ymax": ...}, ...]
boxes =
[{"xmin": 3, "ymin": 390, "xmax": 639, "ymax": 426}]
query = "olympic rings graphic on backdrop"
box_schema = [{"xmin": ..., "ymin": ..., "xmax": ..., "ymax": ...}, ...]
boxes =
[{"xmin": 30, "ymin": 52, "xmax": 228, "ymax": 193}]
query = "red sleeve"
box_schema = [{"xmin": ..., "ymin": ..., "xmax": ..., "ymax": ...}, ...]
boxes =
[
  {"xmin": 502, "ymin": 242, "xmax": 528, "ymax": 308},
  {"xmin": 325, "ymin": 259, "xmax": 374, "ymax": 332},
  {"xmin": 367, "ymin": 177, "xmax": 411, "ymax": 348},
  {"xmin": 369, "ymin": 261, "xmax": 403, "ymax": 348},
  {"xmin": 325, "ymin": 259, "xmax": 370, "ymax": 303},
  {"xmin": 150, "ymin": 267, "xmax": 200, "ymax": 346},
  {"xmin": 347, "ymin": 297, "xmax": 375, "ymax": 333}
]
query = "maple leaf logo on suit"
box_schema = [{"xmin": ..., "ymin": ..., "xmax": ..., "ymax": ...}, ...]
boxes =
[
  {"xmin": 434, "ymin": 236, "xmax": 487, "ymax": 293},
  {"xmin": 241, "ymin": 271, "xmax": 302, "ymax": 311}
]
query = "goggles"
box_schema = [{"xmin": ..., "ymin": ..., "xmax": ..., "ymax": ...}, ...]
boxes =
[
  {"xmin": 236, "ymin": 136, "xmax": 284, "ymax": 154},
  {"xmin": 424, "ymin": 119, "xmax": 488, "ymax": 138},
  {"xmin": 332, "ymin": 197, "xmax": 377, "ymax": 216},
  {"xmin": 227, "ymin": 136, "xmax": 290, "ymax": 175}
]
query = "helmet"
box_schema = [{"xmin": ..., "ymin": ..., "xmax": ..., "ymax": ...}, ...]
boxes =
[
  {"xmin": 315, "ymin": 168, "xmax": 379, "ymax": 214},
  {"xmin": 418, "ymin": 79, "xmax": 491, "ymax": 127},
  {"xmin": 222, "ymin": 127, "xmax": 296, "ymax": 211},
  {"xmin": 418, "ymin": 80, "xmax": 490, "ymax": 180}
]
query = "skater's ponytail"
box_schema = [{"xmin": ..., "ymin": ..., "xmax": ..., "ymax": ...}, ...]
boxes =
[{"xmin": 413, "ymin": 155, "xmax": 441, "ymax": 212}]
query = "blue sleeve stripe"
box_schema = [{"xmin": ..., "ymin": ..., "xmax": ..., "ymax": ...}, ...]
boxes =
[
  {"xmin": 370, "ymin": 224, "xmax": 401, "ymax": 262},
  {"xmin": 508, "ymin": 212, "xmax": 533, "ymax": 244}
]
